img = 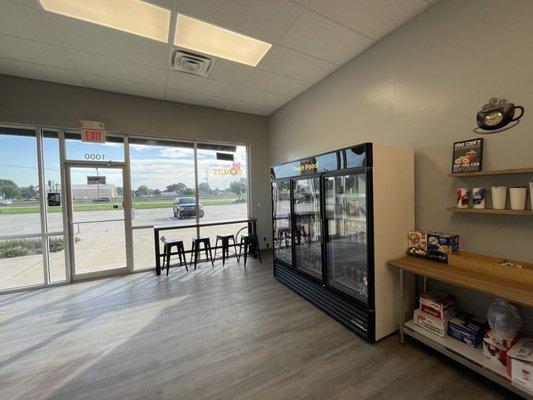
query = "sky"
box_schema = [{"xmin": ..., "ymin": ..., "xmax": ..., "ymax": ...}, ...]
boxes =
[{"xmin": 0, "ymin": 134, "xmax": 247, "ymax": 194}]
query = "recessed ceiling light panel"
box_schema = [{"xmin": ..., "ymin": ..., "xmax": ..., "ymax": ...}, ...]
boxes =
[
  {"xmin": 174, "ymin": 14, "xmax": 272, "ymax": 67},
  {"xmin": 39, "ymin": 0, "xmax": 170, "ymax": 42}
]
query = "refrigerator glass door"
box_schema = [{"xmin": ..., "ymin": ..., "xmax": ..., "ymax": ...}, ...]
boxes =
[
  {"xmin": 272, "ymin": 180, "xmax": 292, "ymax": 264},
  {"xmin": 325, "ymin": 173, "xmax": 368, "ymax": 303},
  {"xmin": 293, "ymin": 177, "xmax": 322, "ymax": 279}
]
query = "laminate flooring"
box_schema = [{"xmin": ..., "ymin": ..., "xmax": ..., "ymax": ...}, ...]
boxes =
[{"xmin": 0, "ymin": 252, "xmax": 521, "ymax": 400}]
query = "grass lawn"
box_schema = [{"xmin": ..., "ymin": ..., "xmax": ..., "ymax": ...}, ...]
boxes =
[{"xmin": 0, "ymin": 197, "xmax": 240, "ymax": 214}]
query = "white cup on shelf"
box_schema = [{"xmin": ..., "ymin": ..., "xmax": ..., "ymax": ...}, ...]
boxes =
[
  {"xmin": 510, "ymin": 187, "xmax": 527, "ymax": 211},
  {"xmin": 491, "ymin": 186, "xmax": 507, "ymax": 210},
  {"xmin": 530, "ymin": 182, "xmax": 533, "ymax": 210}
]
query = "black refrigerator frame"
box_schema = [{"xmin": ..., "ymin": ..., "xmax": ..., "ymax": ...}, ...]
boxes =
[{"xmin": 271, "ymin": 143, "xmax": 376, "ymax": 342}]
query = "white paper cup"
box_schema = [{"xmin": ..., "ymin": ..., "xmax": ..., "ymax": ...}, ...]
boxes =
[
  {"xmin": 491, "ymin": 186, "xmax": 507, "ymax": 210},
  {"xmin": 530, "ymin": 182, "xmax": 533, "ymax": 210},
  {"xmin": 510, "ymin": 187, "xmax": 527, "ymax": 211},
  {"xmin": 456, "ymin": 188, "xmax": 469, "ymax": 208}
]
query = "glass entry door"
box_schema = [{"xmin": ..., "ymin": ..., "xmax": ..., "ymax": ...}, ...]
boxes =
[
  {"xmin": 324, "ymin": 173, "xmax": 369, "ymax": 302},
  {"xmin": 293, "ymin": 177, "xmax": 322, "ymax": 279},
  {"xmin": 66, "ymin": 165, "xmax": 129, "ymax": 278}
]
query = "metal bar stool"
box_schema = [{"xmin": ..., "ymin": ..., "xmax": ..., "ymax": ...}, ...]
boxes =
[
  {"xmin": 190, "ymin": 237, "xmax": 214, "ymax": 270},
  {"xmin": 237, "ymin": 234, "xmax": 262, "ymax": 266},
  {"xmin": 214, "ymin": 234, "xmax": 237, "ymax": 266},
  {"xmin": 163, "ymin": 239, "xmax": 188, "ymax": 276}
]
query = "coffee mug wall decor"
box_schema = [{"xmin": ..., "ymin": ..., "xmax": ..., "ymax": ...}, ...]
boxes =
[
  {"xmin": 491, "ymin": 186, "xmax": 507, "ymax": 210},
  {"xmin": 472, "ymin": 188, "xmax": 486, "ymax": 209},
  {"xmin": 456, "ymin": 188, "xmax": 469, "ymax": 208},
  {"xmin": 510, "ymin": 187, "xmax": 527, "ymax": 211}
]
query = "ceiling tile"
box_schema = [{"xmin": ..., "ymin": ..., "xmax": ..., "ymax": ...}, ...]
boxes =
[
  {"xmin": 82, "ymin": 73, "xmax": 165, "ymax": 100},
  {"xmin": 47, "ymin": 13, "xmax": 170, "ymax": 68},
  {"xmin": 0, "ymin": 34, "xmax": 74, "ymax": 69},
  {"xmin": 246, "ymin": 69, "xmax": 311, "ymax": 97},
  {"xmin": 232, "ymin": 87, "xmax": 290, "ymax": 108},
  {"xmin": 0, "ymin": 57, "xmax": 84, "ymax": 86},
  {"xmin": 175, "ymin": 0, "xmax": 305, "ymax": 43},
  {"xmin": 207, "ymin": 57, "xmax": 254, "ymax": 85},
  {"xmin": 166, "ymin": 70, "xmax": 240, "ymax": 98},
  {"xmin": 309, "ymin": 0, "xmax": 430, "ymax": 39},
  {"xmin": 259, "ymin": 45, "xmax": 338, "ymax": 83},
  {"xmin": 68, "ymin": 50, "xmax": 167, "ymax": 87},
  {"xmin": 165, "ymin": 88, "xmax": 229, "ymax": 108},
  {"xmin": 292, "ymin": 0, "xmax": 312, "ymax": 5},
  {"xmin": 0, "ymin": 0, "xmax": 63, "ymax": 45},
  {"xmin": 225, "ymin": 99, "xmax": 276, "ymax": 116},
  {"xmin": 3, "ymin": 0, "xmax": 41, "ymax": 7},
  {"xmin": 280, "ymin": 10, "xmax": 374, "ymax": 65}
]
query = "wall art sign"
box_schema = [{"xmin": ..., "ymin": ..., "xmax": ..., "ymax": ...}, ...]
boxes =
[
  {"xmin": 47, "ymin": 193, "xmax": 60, "ymax": 207},
  {"xmin": 474, "ymin": 97, "xmax": 524, "ymax": 134},
  {"xmin": 452, "ymin": 139, "xmax": 483, "ymax": 173}
]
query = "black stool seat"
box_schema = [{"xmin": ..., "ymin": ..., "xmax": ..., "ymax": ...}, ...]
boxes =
[
  {"xmin": 190, "ymin": 237, "xmax": 214, "ymax": 270},
  {"xmin": 214, "ymin": 234, "xmax": 237, "ymax": 266},
  {"xmin": 163, "ymin": 239, "xmax": 188, "ymax": 276},
  {"xmin": 237, "ymin": 234, "xmax": 262, "ymax": 266}
]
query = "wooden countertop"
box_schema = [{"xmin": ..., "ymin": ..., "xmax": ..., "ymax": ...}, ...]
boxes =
[{"xmin": 388, "ymin": 256, "xmax": 533, "ymax": 307}]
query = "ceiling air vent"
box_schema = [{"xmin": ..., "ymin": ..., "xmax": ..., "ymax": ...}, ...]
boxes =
[{"xmin": 172, "ymin": 50, "xmax": 214, "ymax": 77}]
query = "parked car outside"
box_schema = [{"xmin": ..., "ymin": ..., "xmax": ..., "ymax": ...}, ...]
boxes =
[
  {"xmin": 173, "ymin": 197, "xmax": 204, "ymax": 219},
  {"xmin": 92, "ymin": 197, "xmax": 111, "ymax": 203}
]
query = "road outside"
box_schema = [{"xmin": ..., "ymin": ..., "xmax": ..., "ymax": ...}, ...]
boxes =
[{"xmin": 0, "ymin": 203, "xmax": 248, "ymax": 290}]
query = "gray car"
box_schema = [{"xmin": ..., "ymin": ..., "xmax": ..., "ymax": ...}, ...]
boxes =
[{"xmin": 173, "ymin": 197, "xmax": 204, "ymax": 219}]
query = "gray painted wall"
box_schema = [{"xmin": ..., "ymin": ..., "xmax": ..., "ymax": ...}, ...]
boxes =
[
  {"xmin": 269, "ymin": 0, "xmax": 533, "ymax": 330},
  {"xmin": 0, "ymin": 74, "xmax": 272, "ymax": 249}
]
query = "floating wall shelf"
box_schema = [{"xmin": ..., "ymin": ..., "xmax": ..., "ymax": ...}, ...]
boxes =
[
  {"xmin": 449, "ymin": 167, "xmax": 533, "ymax": 177},
  {"xmin": 447, "ymin": 207, "xmax": 533, "ymax": 216}
]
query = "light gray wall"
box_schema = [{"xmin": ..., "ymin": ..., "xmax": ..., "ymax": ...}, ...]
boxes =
[
  {"xmin": 269, "ymin": 0, "xmax": 533, "ymax": 330},
  {"xmin": 0, "ymin": 74, "xmax": 272, "ymax": 248}
]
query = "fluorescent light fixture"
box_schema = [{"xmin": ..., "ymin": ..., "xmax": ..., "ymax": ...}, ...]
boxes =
[
  {"xmin": 39, "ymin": 0, "xmax": 170, "ymax": 42},
  {"xmin": 174, "ymin": 14, "xmax": 271, "ymax": 67}
]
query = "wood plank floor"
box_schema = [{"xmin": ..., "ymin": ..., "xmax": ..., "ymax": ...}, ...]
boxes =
[{"xmin": 0, "ymin": 252, "xmax": 521, "ymax": 400}]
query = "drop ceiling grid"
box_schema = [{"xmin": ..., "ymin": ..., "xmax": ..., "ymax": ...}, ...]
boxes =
[{"xmin": 0, "ymin": 0, "xmax": 436, "ymax": 115}]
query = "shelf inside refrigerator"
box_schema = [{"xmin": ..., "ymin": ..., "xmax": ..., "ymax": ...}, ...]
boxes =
[{"xmin": 403, "ymin": 320, "xmax": 531, "ymax": 398}]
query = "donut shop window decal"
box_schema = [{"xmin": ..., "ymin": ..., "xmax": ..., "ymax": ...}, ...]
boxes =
[{"xmin": 451, "ymin": 139, "xmax": 483, "ymax": 174}]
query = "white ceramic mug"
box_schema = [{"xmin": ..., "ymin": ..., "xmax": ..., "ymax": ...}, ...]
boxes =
[
  {"xmin": 456, "ymin": 188, "xmax": 469, "ymax": 208},
  {"xmin": 491, "ymin": 186, "xmax": 507, "ymax": 210},
  {"xmin": 510, "ymin": 187, "xmax": 527, "ymax": 211}
]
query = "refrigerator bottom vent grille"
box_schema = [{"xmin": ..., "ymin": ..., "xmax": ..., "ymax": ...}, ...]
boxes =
[{"xmin": 274, "ymin": 260, "xmax": 374, "ymax": 342}]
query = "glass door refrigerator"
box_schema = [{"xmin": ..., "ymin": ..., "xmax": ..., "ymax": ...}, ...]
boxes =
[{"xmin": 271, "ymin": 143, "xmax": 414, "ymax": 342}]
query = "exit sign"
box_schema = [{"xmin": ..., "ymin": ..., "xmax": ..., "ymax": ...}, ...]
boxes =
[{"xmin": 81, "ymin": 120, "xmax": 106, "ymax": 143}]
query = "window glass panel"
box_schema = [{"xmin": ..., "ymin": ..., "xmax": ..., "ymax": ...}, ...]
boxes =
[
  {"xmin": 197, "ymin": 144, "xmax": 248, "ymax": 224},
  {"xmin": 0, "ymin": 129, "xmax": 44, "ymax": 289},
  {"xmin": 65, "ymin": 132, "xmax": 124, "ymax": 162}
]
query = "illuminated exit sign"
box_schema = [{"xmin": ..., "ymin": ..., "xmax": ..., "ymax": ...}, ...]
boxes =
[{"xmin": 80, "ymin": 120, "xmax": 106, "ymax": 143}]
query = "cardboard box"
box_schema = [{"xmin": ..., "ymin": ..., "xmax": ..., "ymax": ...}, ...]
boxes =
[
  {"xmin": 414, "ymin": 308, "xmax": 451, "ymax": 337},
  {"xmin": 483, "ymin": 329, "xmax": 519, "ymax": 367},
  {"xmin": 420, "ymin": 303, "xmax": 455, "ymax": 320},
  {"xmin": 420, "ymin": 290, "xmax": 456, "ymax": 315},
  {"xmin": 507, "ymin": 338, "xmax": 533, "ymax": 393},
  {"xmin": 407, "ymin": 231, "xmax": 459, "ymax": 263},
  {"xmin": 408, "ymin": 231, "xmax": 427, "ymax": 257},
  {"xmin": 427, "ymin": 232, "xmax": 459, "ymax": 263},
  {"xmin": 448, "ymin": 312, "xmax": 485, "ymax": 348}
]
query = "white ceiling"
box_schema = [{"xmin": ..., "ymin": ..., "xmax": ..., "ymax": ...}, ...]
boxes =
[{"xmin": 0, "ymin": 0, "xmax": 436, "ymax": 116}]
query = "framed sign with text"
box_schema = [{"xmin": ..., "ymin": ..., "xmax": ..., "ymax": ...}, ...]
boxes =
[{"xmin": 452, "ymin": 138, "xmax": 483, "ymax": 173}]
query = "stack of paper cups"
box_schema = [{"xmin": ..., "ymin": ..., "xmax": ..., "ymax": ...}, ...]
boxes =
[
  {"xmin": 472, "ymin": 188, "xmax": 486, "ymax": 209},
  {"xmin": 491, "ymin": 186, "xmax": 507, "ymax": 210},
  {"xmin": 510, "ymin": 187, "xmax": 527, "ymax": 211}
]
